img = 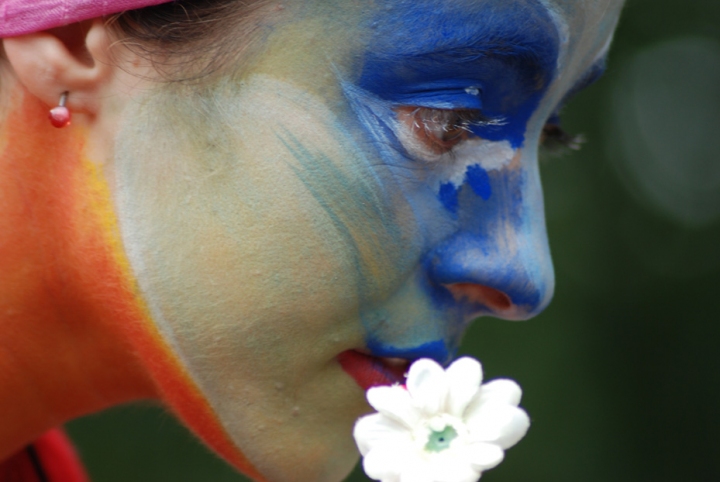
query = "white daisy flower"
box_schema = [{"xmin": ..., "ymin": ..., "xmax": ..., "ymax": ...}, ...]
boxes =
[{"xmin": 353, "ymin": 357, "xmax": 530, "ymax": 482}]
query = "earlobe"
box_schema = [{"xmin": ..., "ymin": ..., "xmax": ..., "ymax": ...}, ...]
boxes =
[{"xmin": 3, "ymin": 19, "xmax": 113, "ymax": 115}]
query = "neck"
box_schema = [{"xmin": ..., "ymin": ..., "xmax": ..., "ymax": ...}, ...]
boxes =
[{"xmin": 0, "ymin": 89, "xmax": 158, "ymax": 459}]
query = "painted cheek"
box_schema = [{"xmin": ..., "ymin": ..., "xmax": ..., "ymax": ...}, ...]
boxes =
[{"xmin": 113, "ymin": 74, "xmax": 429, "ymax": 479}]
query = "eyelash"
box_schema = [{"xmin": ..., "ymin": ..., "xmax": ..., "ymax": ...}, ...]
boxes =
[
  {"xmin": 395, "ymin": 106, "xmax": 584, "ymax": 161},
  {"xmin": 396, "ymin": 106, "xmax": 498, "ymax": 156},
  {"xmin": 540, "ymin": 121, "xmax": 584, "ymax": 153}
]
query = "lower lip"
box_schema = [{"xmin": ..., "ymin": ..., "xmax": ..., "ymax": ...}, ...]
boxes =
[{"xmin": 337, "ymin": 350, "xmax": 408, "ymax": 391}]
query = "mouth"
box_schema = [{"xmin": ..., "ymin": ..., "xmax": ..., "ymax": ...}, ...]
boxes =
[{"xmin": 337, "ymin": 350, "xmax": 411, "ymax": 391}]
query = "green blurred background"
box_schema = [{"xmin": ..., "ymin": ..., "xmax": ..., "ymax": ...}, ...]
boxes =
[{"xmin": 66, "ymin": 1, "xmax": 720, "ymax": 480}]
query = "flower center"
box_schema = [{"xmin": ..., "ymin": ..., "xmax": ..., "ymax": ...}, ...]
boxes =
[{"xmin": 424, "ymin": 425, "xmax": 459, "ymax": 453}]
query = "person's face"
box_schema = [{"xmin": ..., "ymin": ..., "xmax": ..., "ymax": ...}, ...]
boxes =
[{"xmin": 109, "ymin": 0, "xmax": 623, "ymax": 480}]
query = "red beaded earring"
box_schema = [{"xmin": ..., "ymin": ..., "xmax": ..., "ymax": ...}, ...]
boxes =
[{"xmin": 48, "ymin": 92, "xmax": 71, "ymax": 128}]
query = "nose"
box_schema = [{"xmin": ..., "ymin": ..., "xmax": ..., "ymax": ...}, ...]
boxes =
[
  {"xmin": 428, "ymin": 232, "xmax": 554, "ymax": 320},
  {"xmin": 426, "ymin": 152, "xmax": 555, "ymax": 321}
]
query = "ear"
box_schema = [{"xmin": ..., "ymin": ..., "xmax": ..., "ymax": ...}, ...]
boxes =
[{"xmin": 3, "ymin": 19, "xmax": 114, "ymax": 115}]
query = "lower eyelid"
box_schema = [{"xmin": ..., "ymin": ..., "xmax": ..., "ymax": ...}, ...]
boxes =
[
  {"xmin": 396, "ymin": 106, "xmax": 482, "ymax": 156},
  {"xmin": 396, "ymin": 107, "xmax": 447, "ymax": 155}
]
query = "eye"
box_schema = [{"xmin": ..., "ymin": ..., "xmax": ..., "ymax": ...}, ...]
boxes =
[
  {"xmin": 396, "ymin": 106, "xmax": 490, "ymax": 155},
  {"xmin": 540, "ymin": 120, "xmax": 584, "ymax": 153}
]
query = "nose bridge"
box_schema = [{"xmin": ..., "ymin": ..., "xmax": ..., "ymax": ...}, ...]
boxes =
[{"xmin": 428, "ymin": 149, "xmax": 555, "ymax": 320}]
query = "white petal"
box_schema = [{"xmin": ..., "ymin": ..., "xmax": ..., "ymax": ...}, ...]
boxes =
[
  {"xmin": 354, "ymin": 413, "xmax": 412, "ymax": 456},
  {"xmin": 463, "ymin": 380, "xmax": 523, "ymax": 424},
  {"xmin": 447, "ymin": 469, "xmax": 482, "ymax": 482},
  {"xmin": 367, "ymin": 385, "xmax": 421, "ymax": 428},
  {"xmin": 463, "ymin": 442, "xmax": 505, "ymax": 471},
  {"xmin": 466, "ymin": 403, "xmax": 530, "ymax": 449},
  {"xmin": 478, "ymin": 379, "xmax": 523, "ymax": 407},
  {"xmin": 399, "ymin": 462, "xmax": 434, "ymax": 482},
  {"xmin": 434, "ymin": 458, "xmax": 481, "ymax": 482},
  {"xmin": 494, "ymin": 407, "xmax": 530, "ymax": 449},
  {"xmin": 363, "ymin": 445, "xmax": 410, "ymax": 482},
  {"xmin": 406, "ymin": 358, "xmax": 448, "ymax": 415},
  {"xmin": 445, "ymin": 357, "xmax": 483, "ymax": 417}
]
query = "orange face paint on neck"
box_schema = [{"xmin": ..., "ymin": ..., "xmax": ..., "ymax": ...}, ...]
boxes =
[{"xmin": 0, "ymin": 90, "xmax": 264, "ymax": 481}]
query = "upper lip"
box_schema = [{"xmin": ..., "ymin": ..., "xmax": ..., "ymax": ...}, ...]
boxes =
[{"xmin": 363, "ymin": 339, "xmax": 452, "ymax": 366}]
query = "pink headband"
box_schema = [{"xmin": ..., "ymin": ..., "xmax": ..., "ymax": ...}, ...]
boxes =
[{"xmin": 0, "ymin": 0, "xmax": 173, "ymax": 37}]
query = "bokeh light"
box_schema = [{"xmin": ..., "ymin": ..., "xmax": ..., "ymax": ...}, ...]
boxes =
[{"xmin": 609, "ymin": 37, "xmax": 720, "ymax": 228}]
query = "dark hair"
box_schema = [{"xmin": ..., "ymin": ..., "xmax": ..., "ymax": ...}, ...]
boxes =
[{"xmin": 110, "ymin": 0, "xmax": 267, "ymax": 80}]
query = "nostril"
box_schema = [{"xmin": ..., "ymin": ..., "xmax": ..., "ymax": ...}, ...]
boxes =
[{"xmin": 445, "ymin": 283, "xmax": 512, "ymax": 311}]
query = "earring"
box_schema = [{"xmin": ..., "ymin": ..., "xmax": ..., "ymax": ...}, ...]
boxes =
[{"xmin": 48, "ymin": 92, "xmax": 71, "ymax": 128}]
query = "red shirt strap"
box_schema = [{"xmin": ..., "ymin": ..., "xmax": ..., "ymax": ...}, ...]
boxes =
[{"xmin": 0, "ymin": 429, "xmax": 89, "ymax": 482}]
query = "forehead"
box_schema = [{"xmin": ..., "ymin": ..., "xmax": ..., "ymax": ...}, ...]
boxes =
[
  {"xmin": 250, "ymin": 1, "xmax": 623, "ymax": 100},
  {"xmin": 356, "ymin": 0, "xmax": 561, "ymax": 90},
  {"xmin": 329, "ymin": 0, "xmax": 623, "ymax": 49},
  {"xmin": 358, "ymin": 0, "xmax": 560, "ymax": 50},
  {"xmin": 358, "ymin": 0, "xmax": 622, "ymax": 63}
]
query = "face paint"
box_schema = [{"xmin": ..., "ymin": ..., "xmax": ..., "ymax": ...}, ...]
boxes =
[
  {"xmin": 356, "ymin": 0, "xmax": 560, "ymax": 147},
  {"xmin": 333, "ymin": 0, "xmax": 559, "ymax": 364},
  {"xmin": 108, "ymin": 1, "xmax": 625, "ymax": 481}
]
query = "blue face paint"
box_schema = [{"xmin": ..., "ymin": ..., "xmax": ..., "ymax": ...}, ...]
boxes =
[
  {"xmin": 439, "ymin": 183, "xmax": 460, "ymax": 214},
  {"xmin": 366, "ymin": 337, "xmax": 451, "ymax": 365},
  {"xmin": 356, "ymin": 0, "xmax": 560, "ymax": 148},
  {"xmin": 340, "ymin": 0, "xmax": 562, "ymax": 361},
  {"xmin": 466, "ymin": 165, "xmax": 492, "ymax": 200},
  {"xmin": 438, "ymin": 163, "xmax": 495, "ymax": 216}
]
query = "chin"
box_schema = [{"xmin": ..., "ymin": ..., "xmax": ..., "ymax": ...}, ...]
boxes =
[
  {"xmin": 208, "ymin": 360, "xmax": 372, "ymax": 482},
  {"xmin": 248, "ymin": 437, "xmax": 360, "ymax": 482}
]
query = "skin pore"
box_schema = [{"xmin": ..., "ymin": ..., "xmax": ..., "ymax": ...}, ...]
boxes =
[{"xmin": 0, "ymin": 1, "xmax": 624, "ymax": 482}]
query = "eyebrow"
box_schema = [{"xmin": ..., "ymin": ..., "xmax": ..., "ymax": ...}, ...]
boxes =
[
  {"xmin": 357, "ymin": 0, "xmax": 561, "ymax": 97},
  {"xmin": 399, "ymin": 42, "xmax": 557, "ymax": 70},
  {"xmin": 361, "ymin": 0, "xmax": 560, "ymax": 53}
]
